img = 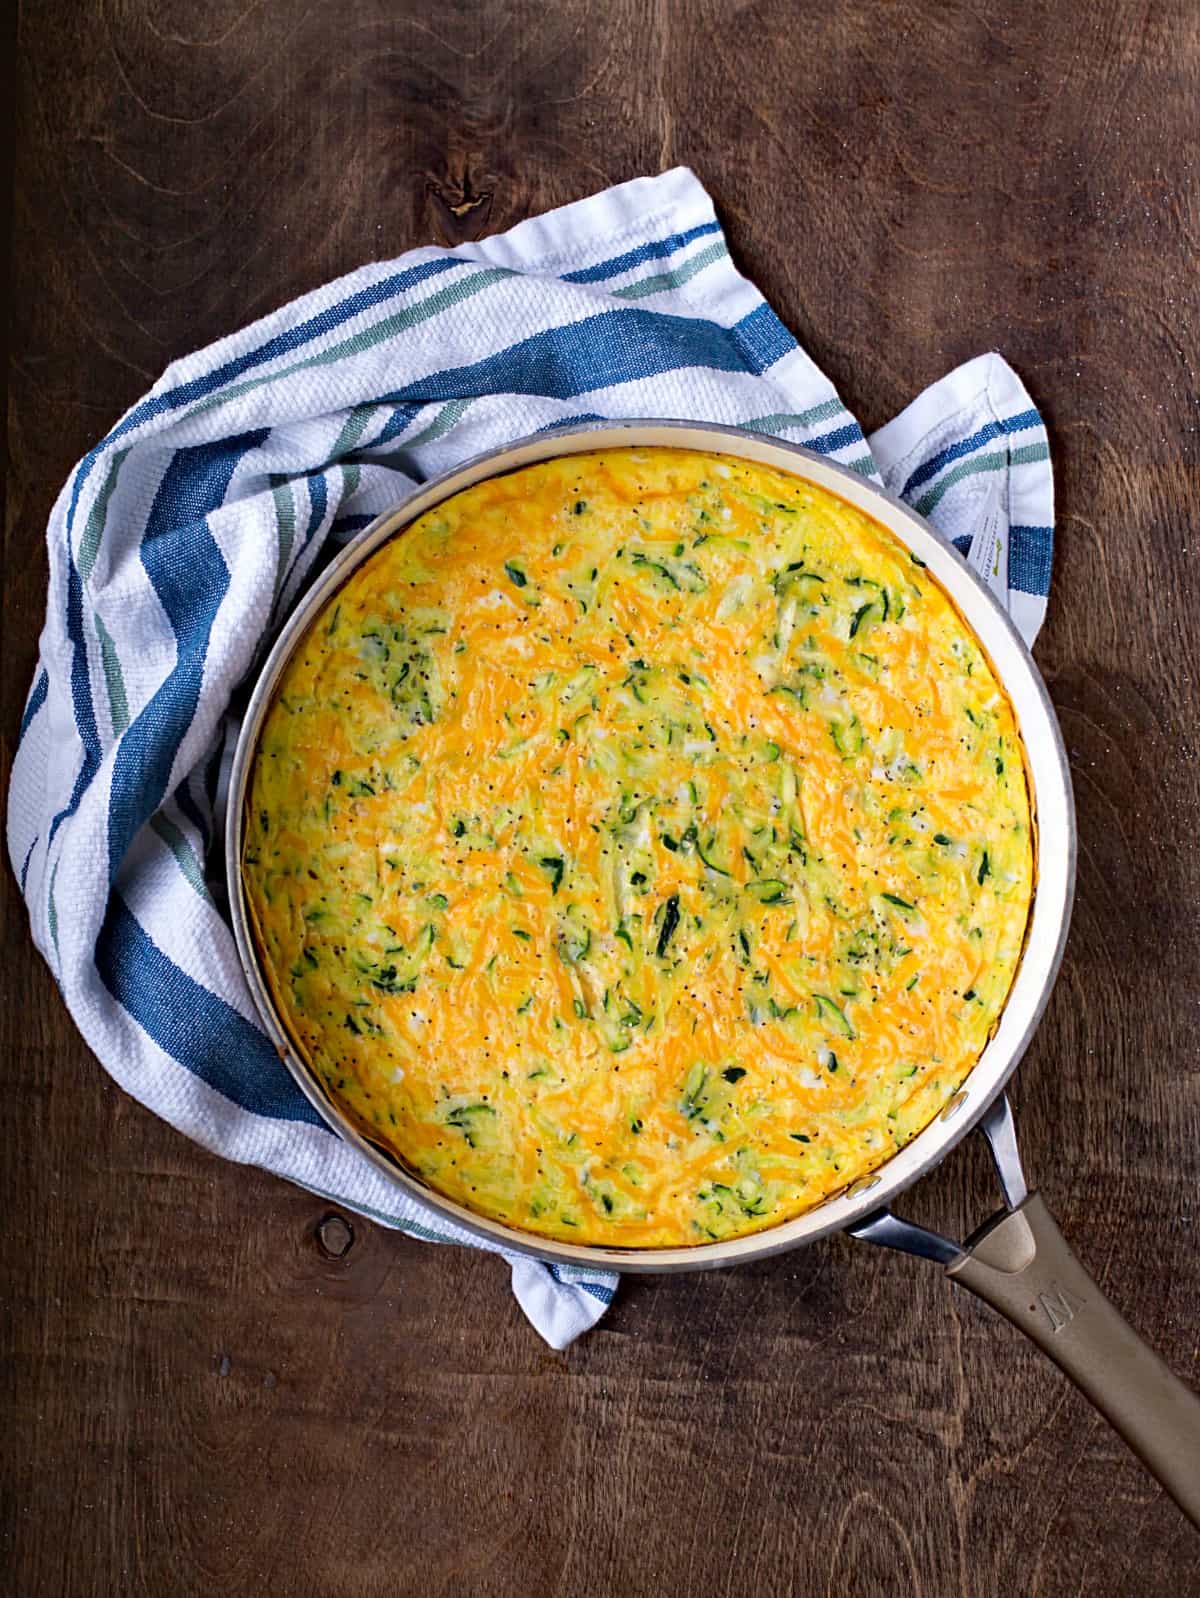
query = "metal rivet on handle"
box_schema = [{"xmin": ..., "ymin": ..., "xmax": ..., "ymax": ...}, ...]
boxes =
[
  {"xmin": 846, "ymin": 1174, "xmax": 882, "ymax": 1198},
  {"xmin": 940, "ymin": 1090, "xmax": 969, "ymax": 1122}
]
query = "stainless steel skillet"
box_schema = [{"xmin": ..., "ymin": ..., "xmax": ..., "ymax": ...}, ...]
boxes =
[{"xmin": 225, "ymin": 421, "xmax": 1200, "ymax": 1522}]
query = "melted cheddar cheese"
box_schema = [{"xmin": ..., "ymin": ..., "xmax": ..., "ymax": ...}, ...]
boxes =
[{"xmin": 244, "ymin": 448, "xmax": 1033, "ymax": 1247}]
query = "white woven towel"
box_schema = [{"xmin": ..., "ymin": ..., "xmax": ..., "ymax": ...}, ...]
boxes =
[{"xmin": 8, "ymin": 167, "xmax": 1054, "ymax": 1349}]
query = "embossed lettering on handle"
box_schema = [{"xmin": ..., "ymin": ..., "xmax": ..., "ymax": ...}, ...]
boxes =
[
  {"xmin": 1038, "ymin": 1281, "xmax": 1084, "ymax": 1333},
  {"xmin": 948, "ymin": 1193, "xmax": 1200, "ymax": 1528}
]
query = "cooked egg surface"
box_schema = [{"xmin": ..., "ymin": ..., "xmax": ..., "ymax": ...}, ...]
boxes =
[{"xmin": 244, "ymin": 448, "xmax": 1033, "ymax": 1247}]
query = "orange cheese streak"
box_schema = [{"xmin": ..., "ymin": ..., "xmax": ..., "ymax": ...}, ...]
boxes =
[{"xmin": 244, "ymin": 449, "xmax": 1033, "ymax": 1246}]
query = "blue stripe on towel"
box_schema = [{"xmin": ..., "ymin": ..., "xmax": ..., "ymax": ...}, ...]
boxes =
[
  {"xmin": 19, "ymin": 668, "xmax": 49, "ymax": 743},
  {"xmin": 902, "ymin": 407, "xmax": 1042, "ymax": 496},
  {"xmin": 548, "ymin": 1264, "xmax": 616, "ymax": 1304},
  {"xmin": 20, "ymin": 836, "xmax": 38, "ymax": 892},
  {"xmin": 47, "ymin": 561, "xmax": 103, "ymax": 850},
  {"xmin": 106, "ymin": 431, "xmax": 267, "ymax": 882},
  {"xmin": 1008, "ymin": 524, "xmax": 1054, "ymax": 596},
  {"xmin": 562, "ymin": 220, "xmax": 722, "ymax": 284},
  {"xmin": 96, "ymin": 895, "xmax": 324, "ymax": 1125},
  {"xmin": 805, "ymin": 420, "xmax": 870, "ymax": 456},
  {"xmin": 331, "ymin": 514, "xmax": 375, "ymax": 538},
  {"xmin": 381, "ymin": 304, "xmax": 791, "ymax": 413}
]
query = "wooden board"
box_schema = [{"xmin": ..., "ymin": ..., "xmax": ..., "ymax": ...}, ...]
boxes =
[{"xmin": 3, "ymin": 2, "xmax": 1198, "ymax": 1591}]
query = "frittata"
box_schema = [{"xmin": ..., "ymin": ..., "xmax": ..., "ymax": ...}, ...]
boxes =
[{"xmin": 243, "ymin": 448, "xmax": 1034, "ymax": 1247}]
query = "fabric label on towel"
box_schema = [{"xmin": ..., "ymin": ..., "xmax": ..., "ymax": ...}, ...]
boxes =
[{"xmin": 967, "ymin": 471, "xmax": 1010, "ymax": 605}]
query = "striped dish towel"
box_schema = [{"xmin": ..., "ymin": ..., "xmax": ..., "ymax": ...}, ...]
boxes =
[{"xmin": 7, "ymin": 167, "xmax": 1053, "ymax": 1350}]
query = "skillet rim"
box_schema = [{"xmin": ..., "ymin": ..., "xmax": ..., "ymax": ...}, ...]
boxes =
[{"xmin": 225, "ymin": 419, "xmax": 1076, "ymax": 1272}]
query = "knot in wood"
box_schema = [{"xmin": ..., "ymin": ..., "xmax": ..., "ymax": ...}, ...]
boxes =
[{"xmin": 316, "ymin": 1212, "xmax": 355, "ymax": 1260}]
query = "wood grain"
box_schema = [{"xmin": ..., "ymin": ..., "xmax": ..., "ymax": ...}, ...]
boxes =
[{"xmin": 4, "ymin": 1, "xmax": 1199, "ymax": 1592}]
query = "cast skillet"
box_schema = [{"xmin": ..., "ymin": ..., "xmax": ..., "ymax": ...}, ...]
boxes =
[{"xmin": 226, "ymin": 422, "xmax": 1200, "ymax": 1522}]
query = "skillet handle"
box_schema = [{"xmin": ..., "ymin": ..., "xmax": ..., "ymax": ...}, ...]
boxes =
[{"xmin": 947, "ymin": 1192, "xmax": 1200, "ymax": 1525}]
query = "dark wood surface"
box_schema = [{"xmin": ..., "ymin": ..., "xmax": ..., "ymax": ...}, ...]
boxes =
[{"xmin": 5, "ymin": 3, "xmax": 1199, "ymax": 1593}]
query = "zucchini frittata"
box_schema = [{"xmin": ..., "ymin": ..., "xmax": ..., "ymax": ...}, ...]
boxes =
[{"xmin": 244, "ymin": 448, "xmax": 1033, "ymax": 1247}]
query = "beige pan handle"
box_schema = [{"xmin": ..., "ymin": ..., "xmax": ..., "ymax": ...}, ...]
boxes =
[
  {"xmin": 848, "ymin": 1097, "xmax": 1200, "ymax": 1527},
  {"xmin": 948, "ymin": 1192, "xmax": 1200, "ymax": 1525}
]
